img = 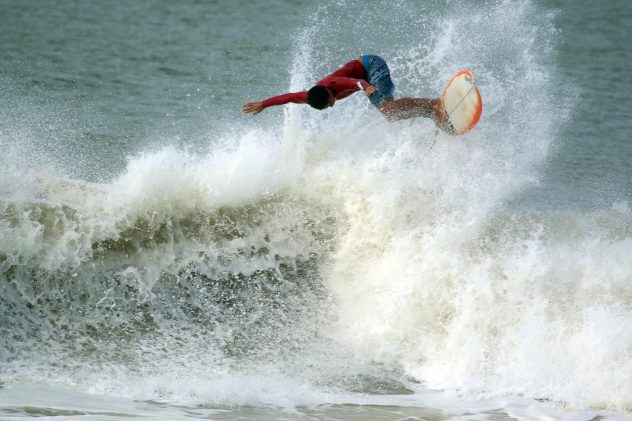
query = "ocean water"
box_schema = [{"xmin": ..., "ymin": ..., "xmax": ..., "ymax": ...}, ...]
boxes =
[{"xmin": 1, "ymin": 0, "xmax": 631, "ymax": 420}]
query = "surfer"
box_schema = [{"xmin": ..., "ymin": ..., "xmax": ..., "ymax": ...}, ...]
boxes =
[{"xmin": 242, "ymin": 55, "xmax": 444, "ymax": 124}]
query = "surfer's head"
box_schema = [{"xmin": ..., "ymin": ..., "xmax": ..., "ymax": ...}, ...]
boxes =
[{"xmin": 308, "ymin": 86, "xmax": 335, "ymax": 110}]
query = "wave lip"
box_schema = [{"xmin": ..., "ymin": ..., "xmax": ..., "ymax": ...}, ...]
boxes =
[{"xmin": 1, "ymin": 0, "xmax": 631, "ymax": 416}]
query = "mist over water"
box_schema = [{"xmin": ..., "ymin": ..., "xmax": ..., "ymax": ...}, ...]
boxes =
[{"xmin": 1, "ymin": 0, "xmax": 632, "ymax": 419}]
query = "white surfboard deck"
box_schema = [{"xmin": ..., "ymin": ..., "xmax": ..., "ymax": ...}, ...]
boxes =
[{"xmin": 440, "ymin": 70, "xmax": 482, "ymax": 135}]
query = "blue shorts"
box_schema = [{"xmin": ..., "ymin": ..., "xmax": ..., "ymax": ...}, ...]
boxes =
[{"xmin": 362, "ymin": 54, "xmax": 395, "ymax": 108}]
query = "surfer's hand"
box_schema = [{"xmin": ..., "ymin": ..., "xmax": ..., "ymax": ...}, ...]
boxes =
[
  {"xmin": 242, "ymin": 102, "xmax": 263, "ymax": 115},
  {"xmin": 365, "ymin": 85, "xmax": 378, "ymax": 96}
]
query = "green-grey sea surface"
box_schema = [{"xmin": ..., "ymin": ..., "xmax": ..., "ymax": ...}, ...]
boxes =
[{"xmin": 1, "ymin": 0, "xmax": 631, "ymax": 419}]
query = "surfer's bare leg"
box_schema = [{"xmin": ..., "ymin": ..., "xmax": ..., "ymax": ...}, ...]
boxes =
[{"xmin": 380, "ymin": 98, "xmax": 443, "ymax": 123}]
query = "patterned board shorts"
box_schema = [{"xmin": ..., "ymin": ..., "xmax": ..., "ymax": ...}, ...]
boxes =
[{"xmin": 362, "ymin": 54, "xmax": 395, "ymax": 108}]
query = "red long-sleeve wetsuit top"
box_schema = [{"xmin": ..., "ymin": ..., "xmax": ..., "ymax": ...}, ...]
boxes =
[{"xmin": 261, "ymin": 59, "xmax": 370, "ymax": 109}]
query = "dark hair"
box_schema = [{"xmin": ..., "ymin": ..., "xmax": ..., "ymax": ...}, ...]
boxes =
[{"xmin": 307, "ymin": 86, "xmax": 330, "ymax": 110}]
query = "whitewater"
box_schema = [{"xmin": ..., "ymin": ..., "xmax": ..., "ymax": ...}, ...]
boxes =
[{"xmin": 1, "ymin": 0, "xmax": 632, "ymax": 419}]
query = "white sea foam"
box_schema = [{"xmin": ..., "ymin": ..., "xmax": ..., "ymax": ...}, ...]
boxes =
[
  {"xmin": 1, "ymin": 0, "xmax": 631, "ymax": 417},
  {"xmin": 278, "ymin": 0, "xmax": 631, "ymax": 412}
]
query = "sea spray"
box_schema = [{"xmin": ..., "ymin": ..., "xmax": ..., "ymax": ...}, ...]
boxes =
[
  {"xmin": 288, "ymin": 0, "xmax": 631, "ymax": 411},
  {"xmin": 1, "ymin": 0, "xmax": 631, "ymax": 415}
]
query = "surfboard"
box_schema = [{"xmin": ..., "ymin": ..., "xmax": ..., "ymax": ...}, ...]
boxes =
[{"xmin": 439, "ymin": 70, "xmax": 482, "ymax": 135}]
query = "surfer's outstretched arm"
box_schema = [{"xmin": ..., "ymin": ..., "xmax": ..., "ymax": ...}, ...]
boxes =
[
  {"xmin": 242, "ymin": 102, "xmax": 264, "ymax": 115},
  {"xmin": 243, "ymin": 59, "xmax": 370, "ymax": 115},
  {"xmin": 243, "ymin": 91, "xmax": 310, "ymax": 115},
  {"xmin": 380, "ymin": 97, "xmax": 443, "ymax": 123}
]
